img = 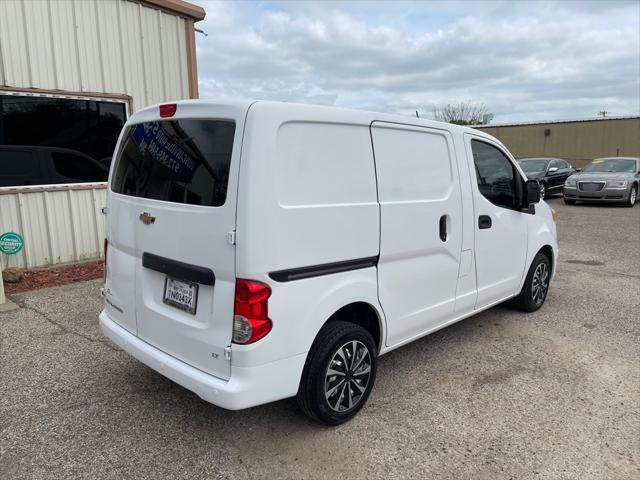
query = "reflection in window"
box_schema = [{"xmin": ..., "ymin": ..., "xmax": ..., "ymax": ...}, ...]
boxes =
[
  {"xmin": 472, "ymin": 140, "xmax": 517, "ymax": 209},
  {"xmin": 112, "ymin": 120, "xmax": 236, "ymax": 207},
  {"xmin": 0, "ymin": 94, "xmax": 126, "ymax": 186}
]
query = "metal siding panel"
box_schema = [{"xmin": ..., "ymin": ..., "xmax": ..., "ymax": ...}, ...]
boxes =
[
  {"xmin": 73, "ymin": 189, "xmax": 100, "ymax": 260},
  {"xmin": 140, "ymin": 6, "xmax": 164, "ymax": 105},
  {"xmin": 0, "ymin": 195, "xmax": 22, "ymax": 269},
  {"xmin": 0, "ymin": 187, "xmax": 106, "ymax": 268},
  {"xmin": 19, "ymin": 193, "xmax": 50, "ymax": 267},
  {"xmin": 49, "ymin": 0, "xmax": 82, "ymax": 91},
  {"xmin": 50, "ymin": 191, "xmax": 75, "ymax": 264},
  {"xmin": 0, "ymin": 0, "xmax": 31, "ymax": 87},
  {"xmin": 176, "ymin": 17, "xmax": 189, "ymax": 99},
  {"xmin": 97, "ymin": 0, "xmax": 125, "ymax": 94},
  {"xmin": 0, "ymin": 9, "xmax": 5, "ymax": 86},
  {"xmin": 23, "ymin": 0, "xmax": 57, "ymax": 89},
  {"xmin": 95, "ymin": 189, "xmax": 107, "ymax": 250},
  {"xmin": 74, "ymin": 0, "xmax": 103, "ymax": 92},
  {"xmin": 120, "ymin": 0, "xmax": 147, "ymax": 111},
  {"xmin": 161, "ymin": 12, "xmax": 182, "ymax": 101}
]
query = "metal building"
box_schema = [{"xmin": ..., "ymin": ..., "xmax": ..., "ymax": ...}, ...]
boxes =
[
  {"xmin": 0, "ymin": 0, "xmax": 204, "ymax": 111},
  {"xmin": 476, "ymin": 116, "xmax": 640, "ymax": 167},
  {"xmin": 0, "ymin": 0, "xmax": 206, "ymax": 276}
]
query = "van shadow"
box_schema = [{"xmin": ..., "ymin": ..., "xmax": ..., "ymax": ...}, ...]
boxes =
[{"xmin": 122, "ymin": 302, "xmax": 517, "ymax": 439}]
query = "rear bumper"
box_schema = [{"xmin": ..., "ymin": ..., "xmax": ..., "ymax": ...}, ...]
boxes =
[
  {"xmin": 99, "ymin": 310, "xmax": 306, "ymax": 410},
  {"xmin": 563, "ymin": 186, "xmax": 630, "ymax": 202}
]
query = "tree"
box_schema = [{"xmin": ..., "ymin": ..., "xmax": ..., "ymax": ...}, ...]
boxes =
[{"xmin": 432, "ymin": 101, "xmax": 490, "ymax": 125}]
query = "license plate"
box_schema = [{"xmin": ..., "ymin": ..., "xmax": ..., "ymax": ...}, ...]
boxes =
[{"xmin": 163, "ymin": 277, "xmax": 198, "ymax": 314}]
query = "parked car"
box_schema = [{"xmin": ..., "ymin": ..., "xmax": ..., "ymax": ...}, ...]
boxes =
[
  {"xmin": 0, "ymin": 145, "xmax": 109, "ymax": 187},
  {"xmin": 563, "ymin": 157, "xmax": 640, "ymax": 207},
  {"xmin": 516, "ymin": 157, "xmax": 576, "ymax": 199},
  {"xmin": 100, "ymin": 100, "xmax": 558, "ymax": 425}
]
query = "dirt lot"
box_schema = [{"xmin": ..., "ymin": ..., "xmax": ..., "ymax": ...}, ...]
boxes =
[{"xmin": 1, "ymin": 197, "xmax": 638, "ymax": 480}]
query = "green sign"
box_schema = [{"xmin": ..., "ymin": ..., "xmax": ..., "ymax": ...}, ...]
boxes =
[{"xmin": 0, "ymin": 232, "xmax": 24, "ymax": 255}]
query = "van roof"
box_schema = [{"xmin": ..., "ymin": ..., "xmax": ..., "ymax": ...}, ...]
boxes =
[{"xmin": 129, "ymin": 99, "xmax": 497, "ymax": 141}]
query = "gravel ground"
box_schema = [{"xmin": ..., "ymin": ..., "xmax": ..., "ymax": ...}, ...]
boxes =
[{"xmin": 1, "ymin": 197, "xmax": 638, "ymax": 480}]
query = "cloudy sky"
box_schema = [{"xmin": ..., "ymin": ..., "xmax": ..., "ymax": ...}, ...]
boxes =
[{"xmin": 193, "ymin": 0, "xmax": 640, "ymax": 123}]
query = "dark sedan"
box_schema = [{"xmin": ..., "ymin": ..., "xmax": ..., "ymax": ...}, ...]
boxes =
[{"xmin": 517, "ymin": 157, "xmax": 576, "ymax": 199}]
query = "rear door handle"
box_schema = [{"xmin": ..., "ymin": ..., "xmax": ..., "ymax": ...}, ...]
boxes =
[
  {"xmin": 439, "ymin": 215, "xmax": 447, "ymax": 242},
  {"xmin": 478, "ymin": 215, "xmax": 492, "ymax": 229}
]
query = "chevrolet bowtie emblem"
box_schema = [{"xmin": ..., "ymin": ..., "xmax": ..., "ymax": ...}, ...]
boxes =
[{"xmin": 139, "ymin": 212, "xmax": 156, "ymax": 225}]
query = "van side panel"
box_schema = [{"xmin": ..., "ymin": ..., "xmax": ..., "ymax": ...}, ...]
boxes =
[
  {"xmin": 371, "ymin": 122, "xmax": 463, "ymax": 347},
  {"xmin": 235, "ymin": 103, "xmax": 381, "ymax": 366}
]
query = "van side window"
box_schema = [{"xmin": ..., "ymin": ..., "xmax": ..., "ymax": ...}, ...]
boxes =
[{"xmin": 471, "ymin": 140, "xmax": 518, "ymax": 209}]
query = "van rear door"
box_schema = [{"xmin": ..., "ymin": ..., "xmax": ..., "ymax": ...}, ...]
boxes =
[{"xmin": 108, "ymin": 104, "xmax": 246, "ymax": 381}]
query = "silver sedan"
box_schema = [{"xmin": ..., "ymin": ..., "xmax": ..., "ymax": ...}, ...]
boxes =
[{"xmin": 563, "ymin": 157, "xmax": 639, "ymax": 207}]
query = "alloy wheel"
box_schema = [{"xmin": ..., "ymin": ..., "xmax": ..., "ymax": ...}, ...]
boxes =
[
  {"xmin": 531, "ymin": 262, "xmax": 549, "ymax": 306},
  {"xmin": 324, "ymin": 340, "xmax": 372, "ymax": 412}
]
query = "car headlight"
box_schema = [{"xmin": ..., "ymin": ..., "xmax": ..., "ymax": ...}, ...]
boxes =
[
  {"xmin": 607, "ymin": 180, "xmax": 628, "ymax": 189},
  {"xmin": 564, "ymin": 179, "xmax": 577, "ymax": 187}
]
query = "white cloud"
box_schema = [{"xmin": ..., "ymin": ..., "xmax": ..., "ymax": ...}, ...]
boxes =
[{"xmin": 193, "ymin": 0, "xmax": 640, "ymax": 122}]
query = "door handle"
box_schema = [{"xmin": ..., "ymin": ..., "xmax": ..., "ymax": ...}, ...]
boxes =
[
  {"xmin": 439, "ymin": 215, "xmax": 447, "ymax": 242},
  {"xmin": 478, "ymin": 215, "xmax": 492, "ymax": 229}
]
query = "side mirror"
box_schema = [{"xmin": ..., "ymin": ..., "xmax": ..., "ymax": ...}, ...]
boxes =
[
  {"xmin": 575, "ymin": 168, "xmax": 582, "ymax": 172},
  {"xmin": 525, "ymin": 179, "xmax": 541, "ymax": 208},
  {"xmin": 547, "ymin": 167, "xmax": 559, "ymax": 173}
]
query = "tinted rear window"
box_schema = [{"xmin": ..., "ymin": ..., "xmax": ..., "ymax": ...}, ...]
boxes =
[{"xmin": 111, "ymin": 120, "xmax": 236, "ymax": 207}]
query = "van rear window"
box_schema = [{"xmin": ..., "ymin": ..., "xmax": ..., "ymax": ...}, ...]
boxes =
[{"xmin": 111, "ymin": 120, "xmax": 235, "ymax": 207}]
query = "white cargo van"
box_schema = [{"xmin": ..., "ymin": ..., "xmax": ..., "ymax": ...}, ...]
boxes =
[{"xmin": 100, "ymin": 100, "xmax": 558, "ymax": 425}]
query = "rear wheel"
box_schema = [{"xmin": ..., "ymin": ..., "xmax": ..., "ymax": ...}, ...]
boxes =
[
  {"xmin": 625, "ymin": 185, "xmax": 637, "ymax": 208},
  {"xmin": 512, "ymin": 252, "xmax": 551, "ymax": 312},
  {"xmin": 297, "ymin": 321, "xmax": 377, "ymax": 426}
]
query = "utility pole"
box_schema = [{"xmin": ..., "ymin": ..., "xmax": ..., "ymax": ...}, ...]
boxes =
[{"xmin": 598, "ymin": 110, "xmax": 609, "ymax": 117}]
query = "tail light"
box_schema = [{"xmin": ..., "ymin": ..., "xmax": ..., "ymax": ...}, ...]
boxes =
[
  {"xmin": 233, "ymin": 279, "xmax": 272, "ymax": 344},
  {"xmin": 103, "ymin": 239, "xmax": 108, "ymax": 282}
]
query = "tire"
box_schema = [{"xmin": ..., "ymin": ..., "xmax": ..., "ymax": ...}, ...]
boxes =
[
  {"xmin": 563, "ymin": 198, "xmax": 576, "ymax": 205},
  {"xmin": 512, "ymin": 252, "xmax": 551, "ymax": 312},
  {"xmin": 297, "ymin": 321, "xmax": 377, "ymax": 426},
  {"xmin": 539, "ymin": 182, "xmax": 546, "ymax": 199},
  {"xmin": 625, "ymin": 185, "xmax": 637, "ymax": 208}
]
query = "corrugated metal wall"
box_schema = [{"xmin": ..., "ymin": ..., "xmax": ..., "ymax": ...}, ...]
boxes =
[
  {"xmin": 0, "ymin": 0, "xmax": 190, "ymax": 111},
  {"xmin": 0, "ymin": 185, "xmax": 106, "ymax": 269},
  {"xmin": 477, "ymin": 117, "xmax": 640, "ymax": 167}
]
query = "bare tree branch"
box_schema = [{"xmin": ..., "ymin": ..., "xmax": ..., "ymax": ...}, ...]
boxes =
[{"xmin": 433, "ymin": 101, "xmax": 490, "ymax": 125}]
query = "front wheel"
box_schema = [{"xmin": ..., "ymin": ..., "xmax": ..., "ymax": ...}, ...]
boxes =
[
  {"xmin": 539, "ymin": 182, "xmax": 546, "ymax": 199},
  {"xmin": 297, "ymin": 321, "xmax": 377, "ymax": 425},
  {"xmin": 625, "ymin": 185, "xmax": 637, "ymax": 208},
  {"xmin": 512, "ymin": 252, "xmax": 551, "ymax": 312},
  {"xmin": 563, "ymin": 197, "xmax": 576, "ymax": 205}
]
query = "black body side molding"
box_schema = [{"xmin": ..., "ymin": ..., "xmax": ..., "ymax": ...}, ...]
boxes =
[
  {"xmin": 269, "ymin": 256, "xmax": 379, "ymax": 283},
  {"xmin": 142, "ymin": 252, "xmax": 215, "ymax": 286}
]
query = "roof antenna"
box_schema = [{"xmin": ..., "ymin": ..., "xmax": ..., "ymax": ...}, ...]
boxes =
[{"xmin": 415, "ymin": 110, "xmax": 420, "ymax": 118}]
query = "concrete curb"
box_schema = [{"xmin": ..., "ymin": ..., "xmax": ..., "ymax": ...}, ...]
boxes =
[{"xmin": 0, "ymin": 297, "xmax": 19, "ymax": 313}]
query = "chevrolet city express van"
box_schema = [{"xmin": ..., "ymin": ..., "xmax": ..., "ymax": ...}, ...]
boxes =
[{"xmin": 100, "ymin": 100, "xmax": 558, "ymax": 425}]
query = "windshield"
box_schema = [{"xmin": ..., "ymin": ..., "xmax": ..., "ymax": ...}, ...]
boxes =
[
  {"xmin": 582, "ymin": 158, "xmax": 637, "ymax": 173},
  {"xmin": 518, "ymin": 159, "xmax": 549, "ymax": 173}
]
